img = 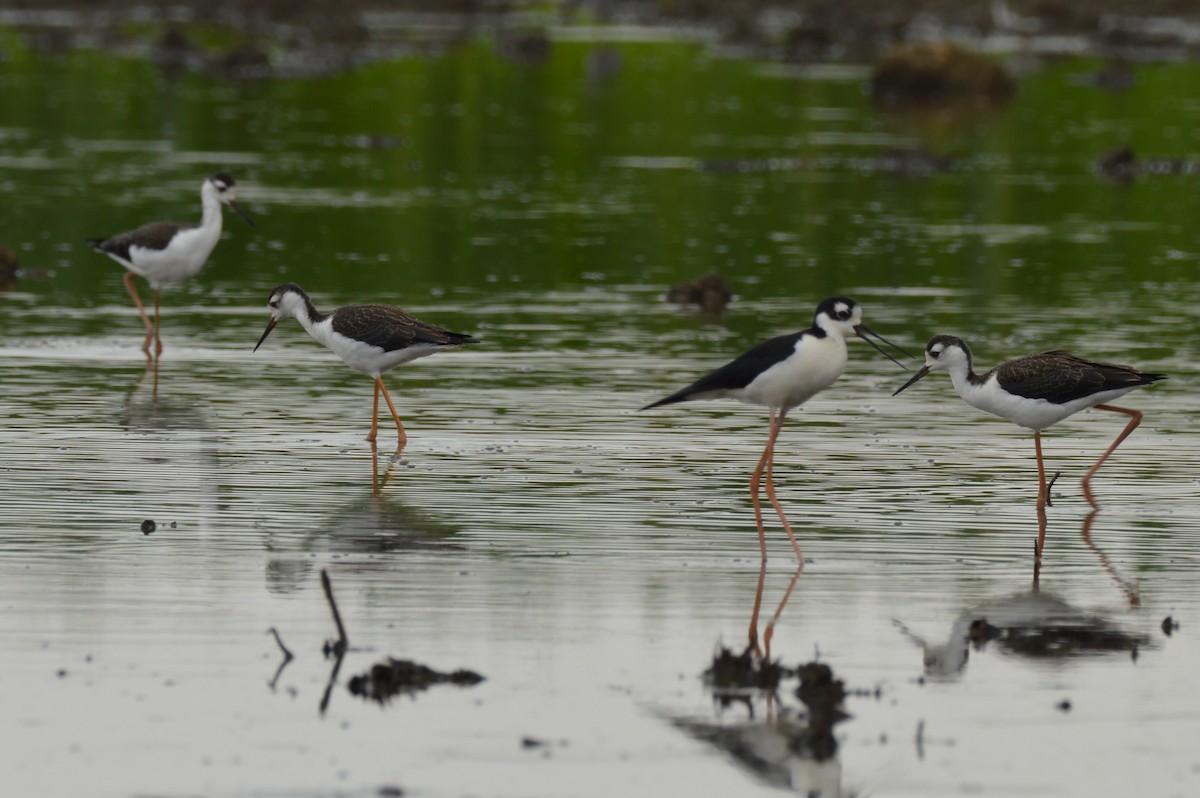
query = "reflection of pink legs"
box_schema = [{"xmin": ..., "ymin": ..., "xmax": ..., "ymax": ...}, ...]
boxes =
[
  {"xmin": 1081, "ymin": 405, "xmax": 1142, "ymax": 509},
  {"xmin": 762, "ymin": 563, "xmax": 804, "ymax": 661},
  {"xmin": 1080, "ymin": 510, "xmax": 1141, "ymax": 608},
  {"xmin": 152, "ymin": 290, "xmax": 163, "ymax": 356}
]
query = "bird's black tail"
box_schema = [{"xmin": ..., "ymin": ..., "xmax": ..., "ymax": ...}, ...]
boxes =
[{"xmin": 640, "ymin": 388, "xmax": 692, "ymax": 411}]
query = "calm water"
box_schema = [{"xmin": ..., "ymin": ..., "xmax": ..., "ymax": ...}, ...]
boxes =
[{"xmin": 2, "ymin": 30, "xmax": 1199, "ymax": 798}]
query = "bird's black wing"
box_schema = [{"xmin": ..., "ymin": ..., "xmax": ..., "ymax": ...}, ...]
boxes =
[
  {"xmin": 333, "ymin": 304, "xmax": 478, "ymax": 353},
  {"xmin": 992, "ymin": 350, "xmax": 1166, "ymax": 405},
  {"xmin": 643, "ymin": 331, "xmax": 807, "ymax": 409},
  {"xmin": 87, "ymin": 222, "xmax": 188, "ymax": 261}
]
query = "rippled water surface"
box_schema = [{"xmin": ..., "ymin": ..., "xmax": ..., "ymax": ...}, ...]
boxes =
[{"xmin": 2, "ymin": 31, "xmax": 1200, "ymax": 798}]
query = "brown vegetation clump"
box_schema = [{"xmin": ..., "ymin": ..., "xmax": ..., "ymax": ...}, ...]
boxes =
[{"xmin": 870, "ymin": 41, "xmax": 1016, "ymax": 104}]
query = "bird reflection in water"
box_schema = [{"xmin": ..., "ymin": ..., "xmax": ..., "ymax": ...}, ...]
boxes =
[
  {"xmin": 263, "ymin": 445, "xmax": 463, "ymax": 595},
  {"xmin": 896, "ymin": 511, "xmax": 1146, "ymax": 680},
  {"xmin": 677, "ymin": 660, "xmax": 850, "ymax": 795}
]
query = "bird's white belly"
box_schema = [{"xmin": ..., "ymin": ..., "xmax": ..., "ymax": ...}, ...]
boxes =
[
  {"xmin": 128, "ymin": 227, "xmax": 220, "ymax": 289},
  {"xmin": 740, "ymin": 337, "xmax": 847, "ymax": 410},
  {"xmin": 311, "ymin": 320, "xmax": 441, "ymax": 377},
  {"xmin": 959, "ymin": 377, "xmax": 1139, "ymax": 431}
]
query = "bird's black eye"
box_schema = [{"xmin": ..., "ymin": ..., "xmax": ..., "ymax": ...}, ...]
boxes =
[
  {"xmin": 269, "ymin": 301, "xmax": 279, "ymax": 309},
  {"xmin": 930, "ymin": 348, "xmax": 941, "ymax": 358}
]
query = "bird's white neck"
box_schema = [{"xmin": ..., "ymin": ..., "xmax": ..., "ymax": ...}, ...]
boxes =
[{"xmin": 199, "ymin": 183, "xmax": 225, "ymax": 236}]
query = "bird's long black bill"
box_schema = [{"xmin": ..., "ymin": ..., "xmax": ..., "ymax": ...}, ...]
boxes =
[
  {"xmin": 855, "ymin": 324, "xmax": 912, "ymax": 369},
  {"xmin": 230, "ymin": 199, "xmax": 256, "ymax": 228},
  {"xmin": 253, "ymin": 317, "xmax": 278, "ymax": 352},
  {"xmin": 892, "ymin": 365, "xmax": 931, "ymax": 396}
]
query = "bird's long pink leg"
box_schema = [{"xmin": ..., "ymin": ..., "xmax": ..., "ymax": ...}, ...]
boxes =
[
  {"xmin": 123, "ymin": 272, "xmax": 154, "ymax": 355},
  {"xmin": 763, "ymin": 410, "xmax": 803, "ymax": 564},
  {"xmin": 747, "ymin": 409, "xmax": 791, "ymax": 657},
  {"xmin": 1034, "ymin": 432, "xmax": 1049, "ymax": 511},
  {"xmin": 152, "ymin": 290, "xmax": 163, "ymax": 357},
  {"xmin": 1082, "ymin": 405, "xmax": 1143, "ymax": 509},
  {"xmin": 376, "ymin": 377, "xmax": 409, "ymax": 452},
  {"xmin": 367, "ymin": 379, "xmax": 381, "ymax": 443}
]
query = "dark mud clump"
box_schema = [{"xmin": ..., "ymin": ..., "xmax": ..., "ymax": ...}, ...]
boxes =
[
  {"xmin": 705, "ymin": 645, "xmax": 786, "ymax": 690},
  {"xmin": 348, "ymin": 658, "xmax": 484, "ymax": 705},
  {"xmin": 793, "ymin": 661, "xmax": 849, "ymax": 761}
]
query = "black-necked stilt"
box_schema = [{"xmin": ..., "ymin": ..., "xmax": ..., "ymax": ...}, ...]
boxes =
[
  {"xmin": 893, "ymin": 335, "xmax": 1166, "ymax": 512},
  {"xmin": 641, "ymin": 297, "xmax": 909, "ymax": 651},
  {"xmin": 253, "ymin": 283, "xmax": 479, "ymax": 449},
  {"xmin": 87, "ymin": 172, "xmax": 254, "ymax": 357}
]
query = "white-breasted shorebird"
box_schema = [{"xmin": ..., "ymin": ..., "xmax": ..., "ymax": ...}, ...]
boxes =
[
  {"xmin": 892, "ymin": 334, "xmax": 1166, "ymax": 514},
  {"xmin": 642, "ymin": 297, "xmax": 909, "ymax": 653},
  {"xmin": 87, "ymin": 172, "xmax": 253, "ymax": 357},
  {"xmin": 253, "ymin": 283, "xmax": 478, "ymax": 450}
]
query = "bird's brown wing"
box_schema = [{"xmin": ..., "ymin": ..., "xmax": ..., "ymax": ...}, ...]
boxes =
[
  {"xmin": 332, "ymin": 304, "xmax": 478, "ymax": 352},
  {"xmin": 991, "ymin": 350, "xmax": 1160, "ymax": 404}
]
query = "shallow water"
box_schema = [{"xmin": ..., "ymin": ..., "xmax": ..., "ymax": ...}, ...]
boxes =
[{"xmin": 2, "ymin": 31, "xmax": 1200, "ymax": 798}]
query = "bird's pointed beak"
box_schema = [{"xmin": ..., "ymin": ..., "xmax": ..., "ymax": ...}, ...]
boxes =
[
  {"xmin": 253, "ymin": 317, "xmax": 278, "ymax": 352},
  {"xmin": 892, "ymin": 365, "xmax": 932, "ymax": 396},
  {"xmin": 229, "ymin": 199, "xmax": 255, "ymax": 228},
  {"xmin": 855, "ymin": 324, "xmax": 913, "ymax": 369}
]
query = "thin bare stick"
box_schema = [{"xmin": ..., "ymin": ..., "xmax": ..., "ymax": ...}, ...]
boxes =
[
  {"xmin": 321, "ymin": 569, "xmax": 349, "ymax": 650},
  {"xmin": 268, "ymin": 627, "xmax": 295, "ymax": 662}
]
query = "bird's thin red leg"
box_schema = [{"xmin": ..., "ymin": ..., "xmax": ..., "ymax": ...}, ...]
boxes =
[
  {"xmin": 1082, "ymin": 405, "xmax": 1143, "ymax": 509},
  {"xmin": 747, "ymin": 409, "xmax": 779, "ymax": 658},
  {"xmin": 376, "ymin": 377, "xmax": 408, "ymax": 452},
  {"xmin": 763, "ymin": 410, "xmax": 803, "ymax": 564},
  {"xmin": 152, "ymin": 290, "xmax": 163, "ymax": 357},
  {"xmin": 123, "ymin": 271, "xmax": 154, "ymax": 355},
  {"xmin": 366, "ymin": 379, "xmax": 381, "ymax": 443},
  {"xmin": 1034, "ymin": 432, "xmax": 1049, "ymax": 511}
]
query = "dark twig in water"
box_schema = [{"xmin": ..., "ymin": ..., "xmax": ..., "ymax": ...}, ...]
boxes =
[
  {"xmin": 267, "ymin": 627, "xmax": 294, "ymax": 691},
  {"xmin": 319, "ymin": 646, "xmax": 346, "ymax": 716},
  {"xmin": 321, "ymin": 569, "xmax": 349, "ymax": 656},
  {"xmin": 268, "ymin": 626, "xmax": 294, "ymax": 662}
]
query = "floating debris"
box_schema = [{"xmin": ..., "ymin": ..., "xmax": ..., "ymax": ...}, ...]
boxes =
[
  {"xmin": 1162, "ymin": 616, "xmax": 1179, "ymax": 637},
  {"xmin": 665, "ymin": 273, "xmax": 732, "ymax": 313},
  {"xmin": 140, "ymin": 519, "xmax": 157, "ymax": 535},
  {"xmin": 1096, "ymin": 146, "xmax": 1200, "ymax": 182},
  {"xmin": 348, "ymin": 657, "xmax": 484, "ymax": 705}
]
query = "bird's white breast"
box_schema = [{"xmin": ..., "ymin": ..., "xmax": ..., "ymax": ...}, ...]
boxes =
[
  {"xmin": 740, "ymin": 334, "xmax": 848, "ymax": 411},
  {"xmin": 128, "ymin": 225, "xmax": 221, "ymax": 289}
]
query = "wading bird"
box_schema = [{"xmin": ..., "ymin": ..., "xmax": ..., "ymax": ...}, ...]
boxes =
[
  {"xmin": 642, "ymin": 297, "xmax": 909, "ymax": 653},
  {"xmin": 892, "ymin": 335, "xmax": 1166, "ymax": 514},
  {"xmin": 253, "ymin": 283, "xmax": 478, "ymax": 450},
  {"xmin": 87, "ymin": 172, "xmax": 254, "ymax": 357}
]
